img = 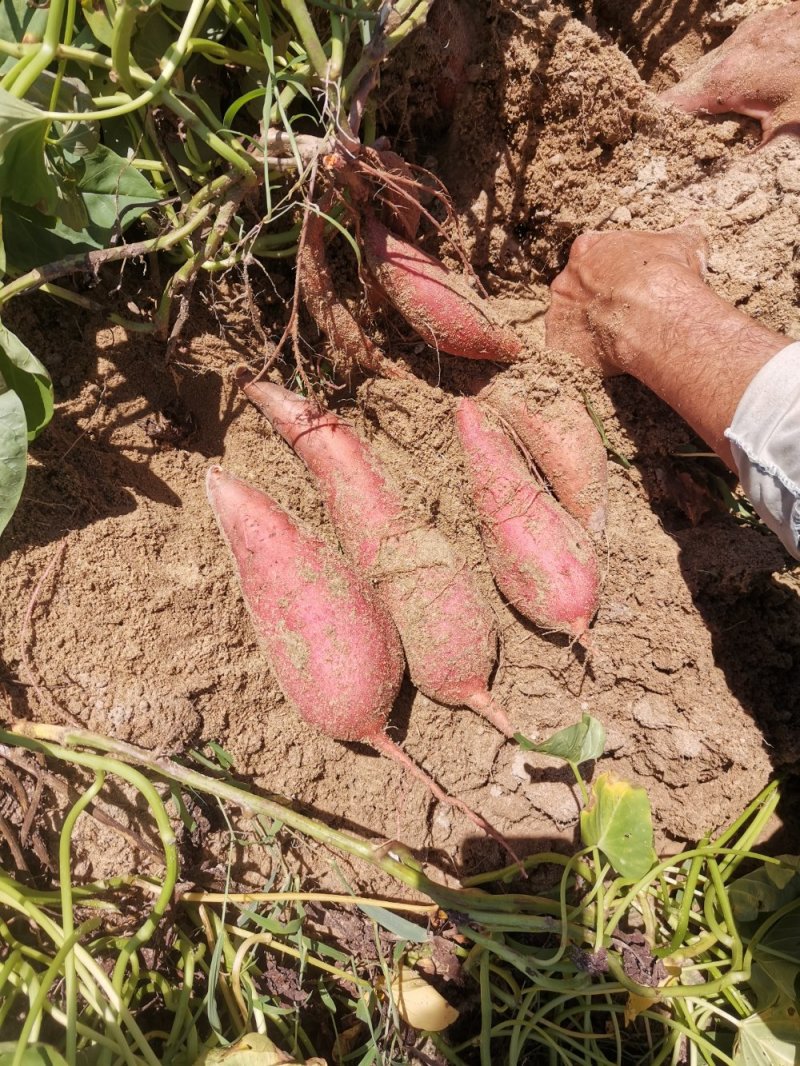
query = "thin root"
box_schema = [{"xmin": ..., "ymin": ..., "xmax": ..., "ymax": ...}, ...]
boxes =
[{"xmin": 372, "ymin": 731, "xmax": 525, "ymax": 873}]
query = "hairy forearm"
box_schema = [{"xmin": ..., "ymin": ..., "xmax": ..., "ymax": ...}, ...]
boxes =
[{"xmin": 621, "ymin": 280, "xmax": 787, "ymax": 468}]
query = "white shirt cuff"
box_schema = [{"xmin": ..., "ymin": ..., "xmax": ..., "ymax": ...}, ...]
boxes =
[{"xmin": 725, "ymin": 340, "xmax": 800, "ymax": 561}]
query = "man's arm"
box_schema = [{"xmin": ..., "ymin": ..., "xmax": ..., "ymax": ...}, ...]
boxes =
[{"xmin": 544, "ymin": 228, "xmax": 787, "ymax": 469}]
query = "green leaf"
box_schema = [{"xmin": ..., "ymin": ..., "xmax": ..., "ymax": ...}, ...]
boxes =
[
  {"xmin": 0, "ymin": 0, "xmax": 49, "ymax": 72},
  {"xmin": 207, "ymin": 740, "xmax": 234, "ymax": 769},
  {"xmin": 3, "ymin": 144, "xmax": 158, "ymax": 271},
  {"xmin": 20, "ymin": 72, "xmax": 98, "ymax": 157},
  {"xmin": 580, "ymin": 772, "xmax": 657, "ymax": 880},
  {"xmin": 78, "ymin": 0, "xmax": 115, "ymax": 48},
  {"xmin": 515, "ymin": 713, "xmax": 606, "ymax": 766},
  {"xmin": 0, "ymin": 88, "xmax": 57, "ymax": 212},
  {"xmin": 749, "ymin": 909, "xmax": 800, "ymax": 1006},
  {"xmin": 360, "ymin": 905, "xmax": 430, "ymax": 942},
  {"xmin": 0, "ymin": 321, "xmax": 53, "ymax": 439},
  {"xmin": 733, "ymin": 1005, "xmax": 800, "ymax": 1065},
  {"xmin": 0, "ymin": 367, "xmax": 28, "ymax": 537},
  {"xmin": 236, "ymin": 907, "xmax": 303, "ymax": 936},
  {"xmin": 729, "ymin": 858, "xmax": 800, "ymax": 924}
]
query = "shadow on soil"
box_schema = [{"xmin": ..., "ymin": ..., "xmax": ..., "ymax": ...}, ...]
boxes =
[
  {"xmin": 604, "ymin": 375, "xmax": 800, "ymax": 769},
  {"xmin": 0, "ymin": 292, "xmax": 245, "ymax": 564}
]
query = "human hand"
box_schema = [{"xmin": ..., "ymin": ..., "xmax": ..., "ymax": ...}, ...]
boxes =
[
  {"xmin": 659, "ymin": 2, "xmax": 800, "ymax": 143},
  {"xmin": 544, "ymin": 227, "xmax": 708, "ymax": 376},
  {"xmin": 545, "ymin": 226, "xmax": 787, "ymax": 466}
]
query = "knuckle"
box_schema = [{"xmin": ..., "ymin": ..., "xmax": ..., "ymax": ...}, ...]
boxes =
[
  {"xmin": 549, "ymin": 271, "xmax": 570, "ymax": 296},
  {"xmin": 570, "ymin": 232, "xmax": 599, "ymax": 259}
]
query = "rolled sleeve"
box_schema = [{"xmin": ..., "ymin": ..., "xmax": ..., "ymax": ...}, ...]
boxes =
[{"xmin": 725, "ymin": 340, "xmax": 800, "ymax": 561}]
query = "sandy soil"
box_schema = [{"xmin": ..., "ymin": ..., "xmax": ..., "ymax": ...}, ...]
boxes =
[{"xmin": 1, "ymin": 0, "xmax": 798, "ymax": 894}]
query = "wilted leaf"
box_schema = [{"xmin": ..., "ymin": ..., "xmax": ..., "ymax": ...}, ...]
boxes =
[
  {"xmin": 389, "ymin": 966, "xmax": 459, "ymax": 1031},
  {"xmin": 516, "ymin": 713, "xmax": 606, "ymax": 766},
  {"xmin": 733, "ymin": 1005, "xmax": 800, "ymax": 1065},
  {"xmin": 623, "ymin": 992, "xmax": 655, "ymax": 1025},
  {"xmin": 332, "ymin": 1023, "xmax": 364, "ymax": 1064},
  {"xmin": 193, "ymin": 1031, "xmax": 325, "ymax": 1065},
  {"xmin": 729, "ymin": 858, "xmax": 800, "ymax": 924},
  {"xmin": 580, "ymin": 772, "xmax": 657, "ymax": 880}
]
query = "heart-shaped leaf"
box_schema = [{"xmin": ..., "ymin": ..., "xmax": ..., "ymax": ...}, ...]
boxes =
[
  {"xmin": 733, "ymin": 1005, "xmax": 800, "ymax": 1065},
  {"xmin": 729, "ymin": 858, "xmax": 800, "ymax": 924},
  {"xmin": 516, "ymin": 713, "xmax": 606, "ymax": 766},
  {"xmin": 580, "ymin": 772, "xmax": 657, "ymax": 880},
  {"xmin": 0, "ymin": 321, "xmax": 53, "ymax": 439},
  {"xmin": 0, "ymin": 89, "xmax": 57, "ymax": 212},
  {"xmin": 0, "ymin": 377, "xmax": 29, "ymax": 537}
]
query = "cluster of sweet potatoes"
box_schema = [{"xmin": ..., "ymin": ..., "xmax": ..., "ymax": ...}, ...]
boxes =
[{"xmin": 206, "ymin": 36, "xmax": 609, "ymax": 849}]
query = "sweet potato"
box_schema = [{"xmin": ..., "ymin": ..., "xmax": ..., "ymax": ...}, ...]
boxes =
[
  {"xmin": 456, "ymin": 399, "xmax": 600, "ymax": 642},
  {"xmin": 207, "ymin": 465, "xmax": 520, "ymax": 859},
  {"xmin": 374, "ymin": 148, "xmax": 422, "ymax": 241},
  {"xmin": 299, "ymin": 196, "xmax": 383, "ymax": 378},
  {"xmin": 478, "ymin": 380, "xmax": 608, "ymax": 539},
  {"xmin": 235, "ymin": 371, "xmax": 513, "ymax": 737},
  {"xmin": 206, "ymin": 465, "xmax": 402, "ymax": 741},
  {"xmin": 363, "ymin": 214, "xmax": 522, "ymax": 364}
]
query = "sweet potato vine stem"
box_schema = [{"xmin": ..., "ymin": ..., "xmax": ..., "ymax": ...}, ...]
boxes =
[
  {"xmin": 0, "ymin": 174, "xmax": 241, "ymax": 307},
  {"xmin": 4, "ymin": 720, "xmax": 545, "ymax": 904}
]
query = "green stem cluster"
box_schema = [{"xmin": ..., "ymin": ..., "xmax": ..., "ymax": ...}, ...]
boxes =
[
  {"xmin": 0, "ymin": 721, "xmax": 791, "ymax": 1065},
  {"xmin": 0, "ymin": 0, "xmax": 429, "ymax": 317}
]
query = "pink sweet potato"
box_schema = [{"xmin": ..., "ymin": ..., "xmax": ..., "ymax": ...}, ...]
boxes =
[
  {"xmin": 374, "ymin": 148, "xmax": 422, "ymax": 241},
  {"xmin": 363, "ymin": 214, "xmax": 522, "ymax": 364},
  {"xmin": 456, "ymin": 399, "xmax": 600, "ymax": 641},
  {"xmin": 207, "ymin": 464, "xmax": 519, "ymax": 859},
  {"xmin": 206, "ymin": 465, "xmax": 402, "ymax": 741},
  {"xmin": 235, "ymin": 371, "xmax": 513, "ymax": 737},
  {"xmin": 299, "ymin": 196, "xmax": 383, "ymax": 378},
  {"xmin": 479, "ymin": 380, "xmax": 608, "ymax": 539}
]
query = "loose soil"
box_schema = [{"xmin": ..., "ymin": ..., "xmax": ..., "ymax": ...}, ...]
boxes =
[{"xmin": 1, "ymin": 0, "xmax": 799, "ymax": 894}]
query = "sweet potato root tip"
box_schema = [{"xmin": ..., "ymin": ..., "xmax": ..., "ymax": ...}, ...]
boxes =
[
  {"xmin": 456, "ymin": 399, "xmax": 600, "ymax": 641},
  {"xmin": 371, "ymin": 731, "xmax": 523, "ymax": 866},
  {"xmin": 206, "ymin": 465, "xmax": 404, "ymax": 743},
  {"xmin": 363, "ymin": 214, "xmax": 522, "ymax": 364},
  {"xmin": 462, "ymin": 688, "xmax": 515, "ymax": 738}
]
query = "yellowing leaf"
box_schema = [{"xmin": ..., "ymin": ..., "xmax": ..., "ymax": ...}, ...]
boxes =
[
  {"xmin": 580, "ymin": 772, "xmax": 657, "ymax": 880},
  {"xmin": 624, "ymin": 992, "xmax": 655, "ymax": 1026},
  {"xmin": 389, "ymin": 966, "xmax": 459, "ymax": 1032},
  {"xmin": 194, "ymin": 1032, "xmax": 326, "ymax": 1066},
  {"xmin": 734, "ymin": 1005, "xmax": 800, "ymax": 1065}
]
